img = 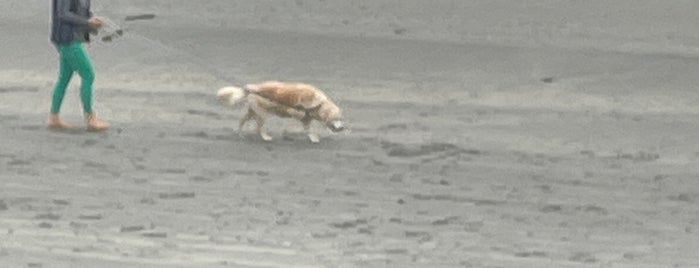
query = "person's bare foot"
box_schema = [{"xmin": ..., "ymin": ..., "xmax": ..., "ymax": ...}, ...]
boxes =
[
  {"xmin": 85, "ymin": 112, "xmax": 109, "ymax": 132},
  {"xmin": 48, "ymin": 113, "xmax": 73, "ymax": 130}
]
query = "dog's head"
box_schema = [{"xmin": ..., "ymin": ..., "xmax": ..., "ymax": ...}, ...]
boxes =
[{"xmin": 318, "ymin": 101, "xmax": 345, "ymax": 132}]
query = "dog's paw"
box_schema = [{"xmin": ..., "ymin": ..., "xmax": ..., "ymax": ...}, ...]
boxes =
[
  {"xmin": 308, "ymin": 133, "xmax": 320, "ymax": 143},
  {"xmin": 261, "ymin": 133, "xmax": 273, "ymax": 142}
]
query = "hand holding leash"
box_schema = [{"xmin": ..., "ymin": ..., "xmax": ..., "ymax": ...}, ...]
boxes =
[
  {"xmin": 92, "ymin": 13, "xmax": 155, "ymax": 42},
  {"xmin": 87, "ymin": 16, "xmax": 104, "ymax": 28}
]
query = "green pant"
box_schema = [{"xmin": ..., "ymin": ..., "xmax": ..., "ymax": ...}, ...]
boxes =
[{"xmin": 51, "ymin": 41, "xmax": 95, "ymax": 114}]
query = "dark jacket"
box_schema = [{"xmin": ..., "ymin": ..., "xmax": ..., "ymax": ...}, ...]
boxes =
[{"xmin": 51, "ymin": 0, "xmax": 93, "ymax": 44}]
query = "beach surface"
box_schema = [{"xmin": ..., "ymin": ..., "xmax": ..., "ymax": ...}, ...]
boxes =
[{"xmin": 1, "ymin": 1, "xmax": 698, "ymax": 267}]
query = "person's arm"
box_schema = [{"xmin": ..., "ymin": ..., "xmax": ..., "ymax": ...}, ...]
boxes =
[{"xmin": 55, "ymin": 0, "xmax": 89, "ymax": 26}]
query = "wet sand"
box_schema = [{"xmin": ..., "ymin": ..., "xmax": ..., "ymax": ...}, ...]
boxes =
[{"xmin": 1, "ymin": 1, "xmax": 698, "ymax": 267}]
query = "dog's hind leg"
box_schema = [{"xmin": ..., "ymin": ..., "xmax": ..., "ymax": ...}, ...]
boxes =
[
  {"xmin": 238, "ymin": 108, "xmax": 255, "ymax": 137},
  {"xmin": 248, "ymin": 111, "xmax": 272, "ymax": 141},
  {"xmin": 247, "ymin": 99, "xmax": 273, "ymax": 141},
  {"xmin": 255, "ymin": 116, "xmax": 272, "ymax": 141}
]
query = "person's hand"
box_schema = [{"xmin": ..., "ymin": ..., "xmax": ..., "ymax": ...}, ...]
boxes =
[{"xmin": 87, "ymin": 17, "xmax": 104, "ymax": 28}]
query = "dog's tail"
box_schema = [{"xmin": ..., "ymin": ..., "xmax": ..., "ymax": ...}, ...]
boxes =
[{"xmin": 216, "ymin": 86, "xmax": 247, "ymax": 105}]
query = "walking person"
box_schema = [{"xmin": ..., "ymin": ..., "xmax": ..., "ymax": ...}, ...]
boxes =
[{"xmin": 49, "ymin": 0, "xmax": 109, "ymax": 131}]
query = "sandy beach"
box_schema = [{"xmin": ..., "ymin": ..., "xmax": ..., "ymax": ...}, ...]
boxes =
[{"xmin": 1, "ymin": 1, "xmax": 698, "ymax": 267}]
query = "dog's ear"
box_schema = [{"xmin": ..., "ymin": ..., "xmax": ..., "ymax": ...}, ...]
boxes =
[{"xmin": 318, "ymin": 102, "xmax": 341, "ymax": 122}]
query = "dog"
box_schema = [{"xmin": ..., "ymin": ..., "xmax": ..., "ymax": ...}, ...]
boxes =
[{"xmin": 217, "ymin": 81, "xmax": 345, "ymax": 143}]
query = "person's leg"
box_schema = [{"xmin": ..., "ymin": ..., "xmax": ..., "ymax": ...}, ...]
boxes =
[
  {"xmin": 48, "ymin": 44, "xmax": 76, "ymax": 129},
  {"xmin": 63, "ymin": 42, "xmax": 108, "ymax": 131},
  {"xmin": 65, "ymin": 42, "xmax": 95, "ymax": 114}
]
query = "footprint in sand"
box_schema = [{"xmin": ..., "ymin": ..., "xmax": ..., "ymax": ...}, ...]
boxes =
[
  {"xmin": 669, "ymin": 193, "xmax": 695, "ymax": 203},
  {"xmin": 329, "ymin": 218, "xmax": 368, "ymax": 230},
  {"xmin": 380, "ymin": 141, "xmax": 481, "ymax": 162},
  {"xmin": 19, "ymin": 125, "xmax": 43, "ymax": 132},
  {"xmin": 385, "ymin": 248, "xmax": 409, "ymax": 255},
  {"xmin": 78, "ymin": 213, "xmax": 103, "ymax": 220},
  {"xmin": 431, "ymin": 216, "xmax": 459, "ymax": 226},
  {"xmin": 140, "ymin": 197, "xmax": 156, "ymax": 205},
  {"xmin": 141, "ymin": 232, "xmax": 167, "ymax": 238},
  {"xmin": 569, "ymin": 252, "xmax": 597, "ymax": 264},
  {"xmin": 539, "ymin": 204, "xmax": 564, "ymax": 213},
  {"xmin": 52, "ymin": 199, "xmax": 70, "ymax": 206},
  {"xmin": 311, "ymin": 232, "xmax": 338, "ymax": 239},
  {"xmin": 575, "ymin": 204, "xmax": 609, "ymax": 216},
  {"xmin": 158, "ymin": 192, "xmax": 196, "ymax": 199},
  {"xmin": 69, "ymin": 222, "xmax": 87, "ymax": 229},
  {"xmin": 377, "ymin": 123, "xmax": 409, "ymax": 132},
  {"xmin": 26, "ymin": 262, "xmax": 43, "ymax": 268},
  {"xmin": 420, "ymin": 178, "xmax": 451, "ymax": 186},
  {"xmin": 35, "ymin": 213, "xmax": 61, "ymax": 221},
  {"xmin": 381, "ymin": 141, "xmax": 458, "ymax": 157},
  {"xmin": 389, "ymin": 173, "xmax": 404, "ymax": 183},
  {"xmin": 0, "ymin": 86, "xmax": 39, "ymax": 94},
  {"xmin": 233, "ymin": 170, "xmax": 270, "ymax": 177},
  {"xmin": 405, "ymin": 231, "xmax": 432, "ymax": 242},
  {"xmin": 515, "ymin": 251, "xmax": 548, "ymax": 258},
  {"xmin": 186, "ymin": 109, "xmax": 222, "ymax": 119},
  {"xmin": 464, "ymin": 221, "xmax": 484, "ymax": 233},
  {"xmin": 7, "ymin": 157, "xmax": 32, "ymax": 166},
  {"xmin": 180, "ymin": 131, "xmax": 210, "ymax": 139},
  {"xmin": 82, "ymin": 139, "xmax": 98, "ymax": 147},
  {"xmin": 162, "ymin": 168, "xmax": 187, "ymax": 174},
  {"xmin": 0, "ymin": 115, "xmax": 20, "ymax": 122},
  {"xmin": 120, "ymin": 225, "xmax": 146, "ymax": 233},
  {"xmin": 190, "ymin": 175, "xmax": 214, "ymax": 183},
  {"xmin": 616, "ymin": 151, "xmax": 660, "ymax": 162}
]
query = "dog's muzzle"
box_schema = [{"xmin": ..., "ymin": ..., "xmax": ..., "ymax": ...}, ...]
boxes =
[{"xmin": 327, "ymin": 120, "xmax": 345, "ymax": 132}]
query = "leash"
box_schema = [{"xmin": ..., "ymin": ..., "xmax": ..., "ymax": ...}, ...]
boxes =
[{"xmin": 92, "ymin": 10, "xmax": 240, "ymax": 85}]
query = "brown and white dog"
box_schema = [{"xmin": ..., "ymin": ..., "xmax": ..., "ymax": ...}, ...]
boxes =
[{"xmin": 217, "ymin": 81, "xmax": 345, "ymax": 143}]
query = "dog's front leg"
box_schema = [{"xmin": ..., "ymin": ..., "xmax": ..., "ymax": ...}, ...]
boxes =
[
  {"xmin": 248, "ymin": 102, "xmax": 273, "ymax": 141},
  {"xmin": 302, "ymin": 118, "xmax": 320, "ymax": 143}
]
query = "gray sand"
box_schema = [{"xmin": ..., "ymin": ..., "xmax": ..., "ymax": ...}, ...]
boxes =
[{"xmin": 1, "ymin": 1, "xmax": 698, "ymax": 267}]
